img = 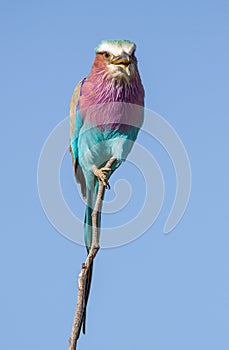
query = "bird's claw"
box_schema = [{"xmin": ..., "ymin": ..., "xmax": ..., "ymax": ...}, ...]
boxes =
[{"xmin": 92, "ymin": 166, "xmax": 111, "ymax": 189}]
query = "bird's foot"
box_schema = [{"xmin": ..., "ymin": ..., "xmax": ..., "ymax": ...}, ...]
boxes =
[{"xmin": 92, "ymin": 165, "xmax": 111, "ymax": 189}]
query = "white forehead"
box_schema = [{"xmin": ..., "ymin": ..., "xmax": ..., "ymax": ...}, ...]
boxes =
[{"xmin": 96, "ymin": 41, "xmax": 136, "ymax": 56}]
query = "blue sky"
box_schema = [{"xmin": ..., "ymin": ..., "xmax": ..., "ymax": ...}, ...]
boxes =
[{"xmin": 1, "ymin": 1, "xmax": 229, "ymax": 349}]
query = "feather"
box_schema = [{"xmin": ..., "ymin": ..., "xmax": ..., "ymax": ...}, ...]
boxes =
[{"xmin": 70, "ymin": 79, "xmax": 87, "ymax": 200}]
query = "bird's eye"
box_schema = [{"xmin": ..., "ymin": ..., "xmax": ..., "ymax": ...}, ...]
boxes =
[{"xmin": 103, "ymin": 52, "xmax": 110, "ymax": 59}]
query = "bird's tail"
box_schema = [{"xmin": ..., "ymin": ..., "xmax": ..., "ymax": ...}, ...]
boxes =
[
  {"xmin": 81, "ymin": 182, "xmax": 102, "ymax": 335},
  {"xmin": 84, "ymin": 181, "xmax": 101, "ymax": 251},
  {"xmin": 82, "ymin": 261, "xmax": 93, "ymax": 334}
]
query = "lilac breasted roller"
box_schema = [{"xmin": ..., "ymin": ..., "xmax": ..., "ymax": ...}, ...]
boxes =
[{"xmin": 70, "ymin": 39, "xmax": 144, "ymax": 336}]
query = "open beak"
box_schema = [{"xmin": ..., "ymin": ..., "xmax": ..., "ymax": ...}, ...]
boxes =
[{"xmin": 110, "ymin": 54, "xmax": 132, "ymax": 76}]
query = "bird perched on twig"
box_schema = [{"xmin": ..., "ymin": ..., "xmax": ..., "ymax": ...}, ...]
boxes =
[{"xmin": 70, "ymin": 39, "xmax": 144, "ymax": 337}]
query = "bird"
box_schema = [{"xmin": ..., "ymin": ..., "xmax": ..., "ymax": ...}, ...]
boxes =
[{"xmin": 69, "ymin": 39, "xmax": 144, "ymax": 337}]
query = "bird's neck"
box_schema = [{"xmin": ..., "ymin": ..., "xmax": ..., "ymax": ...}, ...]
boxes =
[{"xmin": 79, "ymin": 68, "xmax": 144, "ymax": 109}]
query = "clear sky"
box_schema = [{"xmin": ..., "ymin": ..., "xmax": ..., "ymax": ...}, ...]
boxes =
[{"xmin": 1, "ymin": 0, "xmax": 229, "ymax": 349}]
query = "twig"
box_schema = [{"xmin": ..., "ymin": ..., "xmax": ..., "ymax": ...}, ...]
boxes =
[{"xmin": 68, "ymin": 157, "xmax": 116, "ymax": 350}]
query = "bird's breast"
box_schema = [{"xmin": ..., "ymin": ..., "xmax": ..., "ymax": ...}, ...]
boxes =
[{"xmin": 79, "ymin": 101, "xmax": 143, "ymax": 132}]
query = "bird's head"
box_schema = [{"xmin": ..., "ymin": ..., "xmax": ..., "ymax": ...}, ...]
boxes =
[{"xmin": 93, "ymin": 39, "xmax": 139, "ymax": 82}]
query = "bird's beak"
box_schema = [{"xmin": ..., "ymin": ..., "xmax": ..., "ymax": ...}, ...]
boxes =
[{"xmin": 110, "ymin": 54, "xmax": 132, "ymax": 76}]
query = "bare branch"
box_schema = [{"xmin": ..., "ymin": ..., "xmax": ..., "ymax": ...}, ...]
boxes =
[{"xmin": 68, "ymin": 157, "xmax": 116, "ymax": 350}]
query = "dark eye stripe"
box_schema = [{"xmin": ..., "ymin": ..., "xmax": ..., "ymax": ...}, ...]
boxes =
[{"xmin": 97, "ymin": 51, "xmax": 110, "ymax": 55}]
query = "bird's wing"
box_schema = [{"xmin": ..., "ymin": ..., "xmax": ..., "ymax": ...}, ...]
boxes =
[{"xmin": 70, "ymin": 78, "xmax": 86, "ymax": 200}]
